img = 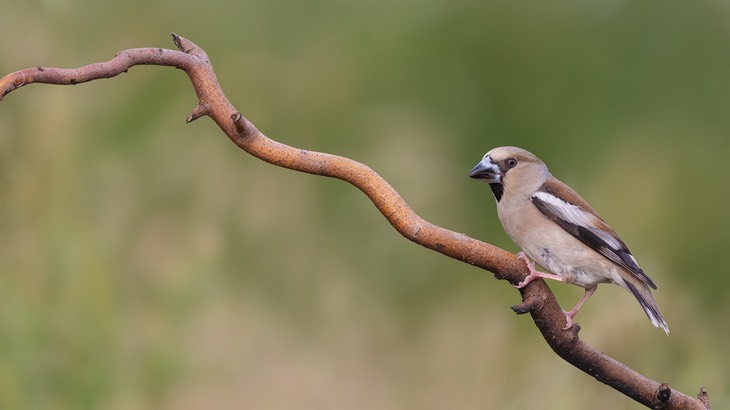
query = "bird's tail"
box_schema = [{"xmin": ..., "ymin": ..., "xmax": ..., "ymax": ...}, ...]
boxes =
[{"xmin": 624, "ymin": 278, "xmax": 670, "ymax": 335}]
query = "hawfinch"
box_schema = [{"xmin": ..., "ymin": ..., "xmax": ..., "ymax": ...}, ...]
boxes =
[{"xmin": 469, "ymin": 146, "xmax": 669, "ymax": 335}]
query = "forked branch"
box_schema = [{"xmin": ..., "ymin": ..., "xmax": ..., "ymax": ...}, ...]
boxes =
[{"xmin": 0, "ymin": 34, "xmax": 710, "ymax": 410}]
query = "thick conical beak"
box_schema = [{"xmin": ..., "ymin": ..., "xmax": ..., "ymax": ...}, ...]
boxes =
[{"xmin": 468, "ymin": 156, "xmax": 501, "ymax": 183}]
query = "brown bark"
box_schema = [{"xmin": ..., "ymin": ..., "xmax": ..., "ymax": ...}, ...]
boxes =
[{"xmin": 0, "ymin": 34, "xmax": 710, "ymax": 410}]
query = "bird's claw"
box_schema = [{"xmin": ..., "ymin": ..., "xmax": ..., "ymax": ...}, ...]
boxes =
[
  {"xmin": 516, "ymin": 252, "xmax": 534, "ymax": 269},
  {"xmin": 514, "ymin": 252, "xmax": 539, "ymax": 289},
  {"xmin": 562, "ymin": 310, "xmax": 576, "ymax": 330},
  {"xmin": 514, "ymin": 276, "xmax": 535, "ymax": 289}
]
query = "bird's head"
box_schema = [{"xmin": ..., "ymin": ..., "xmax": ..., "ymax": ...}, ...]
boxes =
[{"xmin": 468, "ymin": 146, "xmax": 549, "ymax": 202}]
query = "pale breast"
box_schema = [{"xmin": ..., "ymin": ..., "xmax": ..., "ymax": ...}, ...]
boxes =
[{"xmin": 497, "ymin": 198, "xmax": 620, "ymax": 288}]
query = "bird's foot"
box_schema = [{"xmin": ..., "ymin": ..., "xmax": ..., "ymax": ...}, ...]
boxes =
[
  {"xmin": 562, "ymin": 310, "xmax": 577, "ymax": 330},
  {"xmin": 515, "ymin": 252, "xmax": 563, "ymax": 289},
  {"xmin": 561, "ymin": 286, "xmax": 596, "ymax": 330}
]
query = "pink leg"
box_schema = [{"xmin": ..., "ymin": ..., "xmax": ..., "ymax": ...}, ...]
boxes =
[
  {"xmin": 515, "ymin": 252, "xmax": 596, "ymax": 330},
  {"xmin": 562, "ymin": 286, "xmax": 597, "ymax": 330},
  {"xmin": 515, "ymin": 252, "xmax": 563, "ymax": 289}
]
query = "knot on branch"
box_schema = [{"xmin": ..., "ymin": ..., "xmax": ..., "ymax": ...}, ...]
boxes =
[
  {"xmin": 656, "ymin": 382, "xmax": 672, "ymax": 406},
  {"xmin": 511, "ymin": 292, "xmax": 545, "ymax": 315},
  {"xmin": 0, "ymin": 71, "xmax": 26, "ymax": 99},
  {"xmin": 171, "ymin": 32, "xmax": 209, "ymax": 61},
  {"xmin": 171, "ymin": 32, "xmax": 193, "ymax": 54},
  {"xmin": 697, "ymin": 386, "xmax": 711, "ymax": 409},
  {"xmin": 186, "ymin": 103, "xmax": 210, "ymax": 123},
  {"xmin": 231, "ymin": 112, "xmax": 258, "ymax": 139}
]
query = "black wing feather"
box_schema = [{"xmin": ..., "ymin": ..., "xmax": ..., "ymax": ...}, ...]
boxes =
[{"xmin": 531, "ymin": 193, "xmax": 657, "ymax": 290}]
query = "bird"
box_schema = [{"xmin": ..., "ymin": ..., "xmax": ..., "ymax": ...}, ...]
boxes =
[{"xmin": 468, "ymin": 146, "xmax": 669, "ymax": 335}]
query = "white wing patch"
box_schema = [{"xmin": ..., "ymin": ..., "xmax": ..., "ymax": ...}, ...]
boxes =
[{"xmin": 531, "ymin": 191, "xmax": 623, "ymax": 250}]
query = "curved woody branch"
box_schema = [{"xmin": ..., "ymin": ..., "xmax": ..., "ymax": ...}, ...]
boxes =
[{"xmin": 0, "ymin": 34, "xmax": 710, "ymax": 410}]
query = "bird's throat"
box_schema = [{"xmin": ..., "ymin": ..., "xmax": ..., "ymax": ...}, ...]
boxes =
[{"xmin": 489, "ymin": 183, "xmax": 504, "ymax": 202}]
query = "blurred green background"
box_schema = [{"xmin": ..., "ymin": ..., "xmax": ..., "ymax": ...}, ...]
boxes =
[{"xmin": 1, "ymin": 1, "xmax": 729, "ymax": 409}]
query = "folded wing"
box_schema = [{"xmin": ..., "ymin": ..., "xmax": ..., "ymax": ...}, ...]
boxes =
[{"xmin": 531, "ymin": 182, "xmax": 657, "ymax": 290}]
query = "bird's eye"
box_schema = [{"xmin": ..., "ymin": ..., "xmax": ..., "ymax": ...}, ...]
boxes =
[{"xmin": 505, "ymin": 158, "xmax": 518, "ymax": 168}]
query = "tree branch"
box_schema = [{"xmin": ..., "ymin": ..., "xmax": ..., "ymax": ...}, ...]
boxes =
[{"xmin": 0, "ymin": 33, "xmax": 710, "ymax": 410}]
